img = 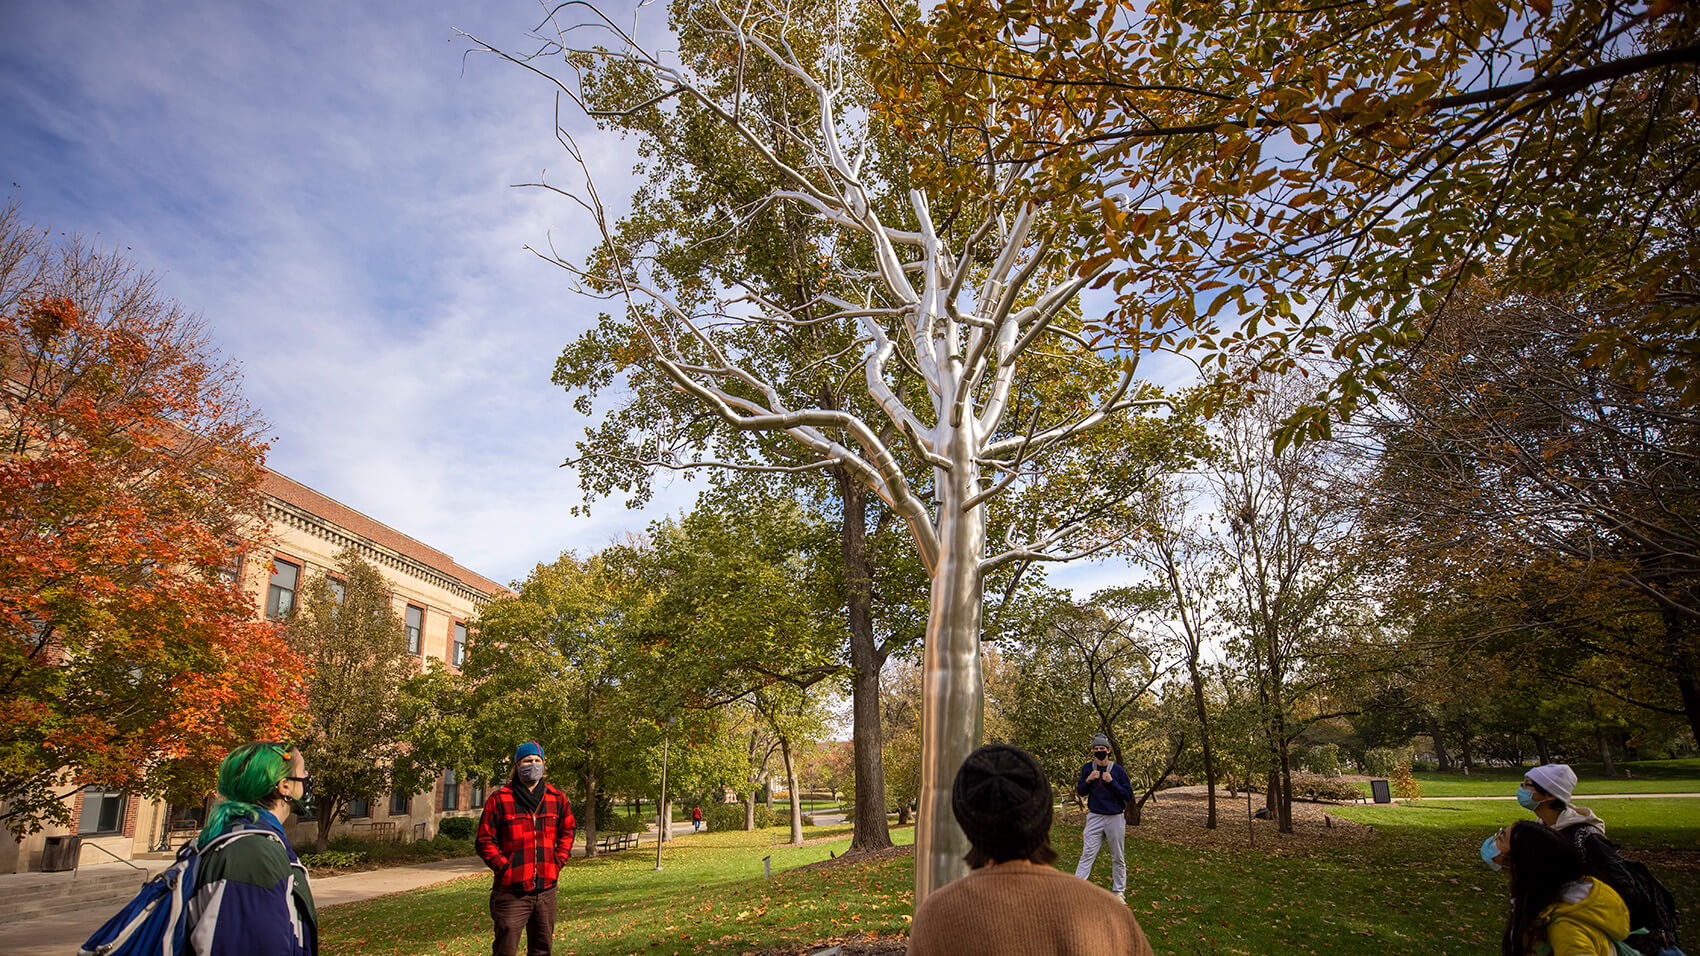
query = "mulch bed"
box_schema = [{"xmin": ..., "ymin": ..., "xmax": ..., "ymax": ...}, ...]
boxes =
[{"xmin": 1070, "ymin": 785, "xmax": 1378, "ymax": 853}]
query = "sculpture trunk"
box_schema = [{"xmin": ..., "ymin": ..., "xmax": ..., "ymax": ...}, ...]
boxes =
[{"xmin": 913, "ymin": 450, "xmax": 985, "ymax": 905}]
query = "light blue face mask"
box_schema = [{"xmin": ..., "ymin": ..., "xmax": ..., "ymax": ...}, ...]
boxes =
[
  {"xmin": 1481, "ymin": 833, "xmax": 1504, "ymax": 870},
  {"xmin": 1516, "ymin": 786, "xmax": 1540, "ymax": 811}
]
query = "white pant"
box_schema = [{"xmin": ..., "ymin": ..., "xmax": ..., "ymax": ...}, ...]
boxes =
[{"xmin": 1074, "ymin": 811, "xmax": 1126, "ymax": 894}]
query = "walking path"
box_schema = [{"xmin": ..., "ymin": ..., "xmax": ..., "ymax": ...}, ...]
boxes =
[{"xmin": 0, "ymin": 856, "xmax": 490, "ymax": 956}]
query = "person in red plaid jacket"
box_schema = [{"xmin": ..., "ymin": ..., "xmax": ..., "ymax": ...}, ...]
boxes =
[{"xmin": 476, "ymin": 741, "xmax": 575, "ymax": 956}]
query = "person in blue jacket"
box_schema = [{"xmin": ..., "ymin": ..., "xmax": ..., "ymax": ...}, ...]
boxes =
[
  {"xmin": 187, "ymin": 741, "xmax": 318, "ymax": 956},
  {"xmin": 1073, "ymin": 733, "xmax": 1133, "ymax": 900}
]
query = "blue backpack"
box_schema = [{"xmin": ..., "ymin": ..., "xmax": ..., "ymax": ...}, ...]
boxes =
[{"xmin": 78, "ymin": 829, "xmax": 275, "ymax": 956}]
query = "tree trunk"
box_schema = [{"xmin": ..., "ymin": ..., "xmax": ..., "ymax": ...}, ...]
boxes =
[
  {"xmin": 839, "ymin": 473, "xmax": 894, "ymax": 853},
  {"xmin": 1533, "ymin": 734, "xmax": 1554, "ymax": 766},
  {"xmin": 781, "ymin": 736, "xmax": 804, "ymax": 845},
  {"xmin": 913, "ymin": 463, "xmax": 985, "ymax": 905},
  {"xmin": 661, "ymin": 798, "xmax": 673, "ymax": 842},
  {"xmin": 1459, "ymin": 734, "xmax": 1475, "ymax": 773},
  {"xmin": 1187, "ymin": 657, "xmax": 1218, "ymax": 829},
  {"xmin": 1676, "ymin": 666, "xmax": 1700, "ymax": 751},
  {"xmin": 314, "ymin": 798, "xmax": 339, "ymax": 853},
  {"xmin": 1596, "ymin": 730, "xmax": 1617, "ymax": 778},
  {"xmin": 744, "ymin": 792, "xmax": 755, "ymax": 831},
  {"xmin": 1277, "ymin": 742, "xmax": 1295, "ymax": 834},
  {"xmin": 1660, "ymin": 608, "xmax": 1700, "ymax": 748},
  {"xmin": 580, "ymin": 779, "xmax": 599, "ymax": 858},
  {"xmin": 580, "ymin": 772, "xmax": 599, "ymax": 857},
  {"xmin": 1431, "ymin": 719, "xmax": 1453, "ymax": 772}
]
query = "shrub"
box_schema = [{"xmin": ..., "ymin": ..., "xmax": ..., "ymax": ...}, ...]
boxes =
[
  {"xmin": 299, "ymin": 850, "xmax": 366, "ymax": 868},
  {"xmin": 800, "ymin": 813, "xmax": 814, "ymax": 827},
  {"xmin": 1301, "ymin": 744, "xmax": 1342, "ymax": 777},
  {"xmin": 1391, "ymin": 763, "xmax": 1423, "ymax": 800},
  {"xmin": 703, "ymin": 801, "xmax": 776, "ymax": 831},
  {"xmin": 1289, "ymin": 773, "xmax": 1363, "ymax": 802},
  {"xmin": 704, "ymin": 803, "xmax": 745, "ymax": 832},
  {"xmin": 1362, "ymin": 747, "xmax": 1407, "ymax": 777},
  {"xmin": 429, "ymin": 832, "xmax": 471, "ymax": 851},
  {"xmin": 437, "ymin": 816, "xmax": 477, "ymax": 841},
  {"xmin": 598, "ymin": 811, "xmax": 644, "ymax": 835}
]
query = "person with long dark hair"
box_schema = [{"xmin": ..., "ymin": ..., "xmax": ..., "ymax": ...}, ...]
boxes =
[
  {"xmin": 187, "ymin": 741, "xmax": 318, "ymax": 956},
  {"xmin": 1487, "ymin": 820, "xmax": 1631, "ymax": 956}
]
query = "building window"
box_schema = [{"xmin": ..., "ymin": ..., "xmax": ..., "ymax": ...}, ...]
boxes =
[
  {"xmin": 452, "ymin": 622, "xmax": 467, "ymax": 667},
  {"xmin": 347, "ymin": 797, "xmax": 369, "ymax": 818},
  {"xmin": 471, "ymin": 779, "xmax": 486, "ymax": 809},
  {"xmin": 328, "ymin": 578, "xmax": 346, "ymax": 605},
  {"xmin": 78, "ymin": 787, "xmax": 126, "ymax": 834},
  {"xmin": 389, "ymin": 791, "xmax": 410, "ymax": 817},
  {"xmin": 216, "ymin": 551, "xmax": 243, "ymax": 587},
  {"xmin": 266, "ymin": 558, "xmax": 300, "ymax": 620},
  {"xmin": 405, "ymin": 605, "xmax": 423, "ymax": 655},
  {"xmin": 442, "ymin": 769, "xmax": 459, "ymax": 811}
]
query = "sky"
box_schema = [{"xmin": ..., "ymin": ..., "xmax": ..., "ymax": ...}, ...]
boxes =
[{"xmin": 0, "ymin": 0, "xmax": 1158, "ymax": 595}]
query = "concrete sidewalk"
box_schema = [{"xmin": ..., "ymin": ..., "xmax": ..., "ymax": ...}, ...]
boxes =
[{"xmin": 0, "ymin": 856, "xmax": 491, "ymax": 956}]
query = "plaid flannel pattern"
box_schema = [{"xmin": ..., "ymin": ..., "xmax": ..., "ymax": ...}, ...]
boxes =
[{"xmin": 475, "ymin": 784, "xmax": 575, "ymax": 891}]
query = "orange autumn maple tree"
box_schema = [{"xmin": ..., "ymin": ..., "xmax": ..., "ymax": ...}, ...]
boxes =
[{"xmin": 0, "ymin": 204, "xmax": 307, "ymax": 836}]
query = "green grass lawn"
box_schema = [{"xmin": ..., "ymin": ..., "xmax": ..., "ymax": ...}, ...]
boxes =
[
  {"xmin": 1348, "ymin": 757, "xmax": 1700, "ymax": 798},
  {"xmin": 320, "ymin": 800, "xmax": 1700, "ymax": 956}
]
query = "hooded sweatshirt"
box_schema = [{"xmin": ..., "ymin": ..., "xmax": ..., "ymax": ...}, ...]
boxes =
[
  {"xmin": 1552, "ymin": 805, "xmax": 1606, "ymax": 834},
  {"xmin": 1534, "ymin": 878, "xmax": 1630, "ymax": 956}
]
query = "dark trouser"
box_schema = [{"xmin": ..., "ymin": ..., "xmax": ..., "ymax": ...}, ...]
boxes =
[{"xmin": 490, "ymin": 885, "xmax": 558, "ymax": 956}]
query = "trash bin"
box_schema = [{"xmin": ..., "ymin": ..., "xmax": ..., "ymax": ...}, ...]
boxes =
[
  {"xmin": 1370, "ymin": 779, "xmax": 1392, "ymax": 804},
  {"xmin": 40, "ymin": 834, "xmax": 81, "ymax": 871}
]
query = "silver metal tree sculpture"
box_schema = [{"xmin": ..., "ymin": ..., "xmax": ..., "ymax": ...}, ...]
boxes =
[{"xmin": 465, "ymin": 0, "xmax": 1169, "ymax": 903}]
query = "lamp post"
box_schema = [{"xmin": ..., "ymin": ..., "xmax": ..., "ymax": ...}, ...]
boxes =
[{"xmin": 655, "ymin": 715, "xmax": 676, "ymax": 871}]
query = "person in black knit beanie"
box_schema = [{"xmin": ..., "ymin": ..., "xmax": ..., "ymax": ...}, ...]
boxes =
[{"xmin": 909, "ymin": 744, "xmax": 1153, "ymax": 956}]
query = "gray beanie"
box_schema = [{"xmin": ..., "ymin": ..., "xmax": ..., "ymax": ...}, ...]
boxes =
[
  {"xmin": 951, "ymin": 745, "xmax": 1052, "ymax": 862},
  {"xmin": 1090, "ymin": 733, "xmax": 1110, "ymax": 750}
]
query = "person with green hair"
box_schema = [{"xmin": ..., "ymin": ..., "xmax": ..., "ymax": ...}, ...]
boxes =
[{"xmin": 186, "ymin": 741, "xmax": 318, "ymax": 956}]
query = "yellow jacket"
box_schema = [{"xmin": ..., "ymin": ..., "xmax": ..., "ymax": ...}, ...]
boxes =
[{"xmin": 1536, "ymin": 878, "xmax": 1631, "ymax": 956}]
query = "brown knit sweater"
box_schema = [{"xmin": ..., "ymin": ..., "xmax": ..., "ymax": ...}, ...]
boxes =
[{"xmin": 906, "ymin": 860, "xmax": 1155, "ymax": 956}]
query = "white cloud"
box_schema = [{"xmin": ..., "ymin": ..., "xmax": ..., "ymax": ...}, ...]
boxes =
[{"xmin": 2, "ymin": 0, "xmax": 1200, "ymax": 593}]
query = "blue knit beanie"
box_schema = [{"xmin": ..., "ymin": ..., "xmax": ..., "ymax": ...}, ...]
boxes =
[{"xmin": 516, "ymin": 741, "xmax": 544, "ymax": 762}]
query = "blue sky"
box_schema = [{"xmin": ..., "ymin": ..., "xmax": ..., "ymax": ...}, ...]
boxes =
[{"xmin": 1, "ymin": 0, "xmax": 1153, "ymax": 595}]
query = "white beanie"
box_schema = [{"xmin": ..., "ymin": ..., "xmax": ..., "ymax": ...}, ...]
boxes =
[{"xmin": 1526, "ymin": 763, "xmax": 1577, "ymax": 803}]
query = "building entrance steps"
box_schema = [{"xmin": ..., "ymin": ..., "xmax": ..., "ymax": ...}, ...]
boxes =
[
  {"xmin": 0, "ymin": 858, "xmax": 173, "ymax": 928},
  {"xmin": 0, "ymin": 855, "xmax": 487, "ymax": 956}
]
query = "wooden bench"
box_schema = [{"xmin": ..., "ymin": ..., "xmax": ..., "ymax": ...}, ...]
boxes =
[
  {"xmin": 351, "ymin": 821, "xmax": 398, "ymax": 840},
  {"xmin": 596, "ymin": 832, "xmax": 639, "ymax": 853}
]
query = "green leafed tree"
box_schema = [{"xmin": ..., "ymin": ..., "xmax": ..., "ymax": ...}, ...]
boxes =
[
  {"xmin": 455, "ymin": 551, "xmax": 663, "ymax": 854},
  {"xmin": 468, "ymin": 0, "xmax": 1197, "ymax": 898},
  {"xmin": 871, "ymin": 1, "xmax": 1700, "ymax": 440},
  {"xmin": 287, "ymin": 550, "xmax": 433, "ymax": 852}
]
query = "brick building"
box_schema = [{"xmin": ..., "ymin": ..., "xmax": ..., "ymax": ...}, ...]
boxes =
[{"xmin": 0, "ymin": 469, "xmax": 506, "ymax": 873}]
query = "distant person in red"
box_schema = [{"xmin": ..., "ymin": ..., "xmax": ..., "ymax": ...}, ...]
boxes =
[
  {"xmin": 476, "ymin": 741, "xmax": 575, "ymax": 956},
  {"xmin": 692, "ymin": 806, "xmax": 703, "ymax": 832}
]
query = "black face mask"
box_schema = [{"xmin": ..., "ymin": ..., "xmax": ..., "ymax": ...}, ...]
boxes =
[
  {"xmin": 284, "ymin": 774, "xmax": 315, "ymax": 816},
  {"xmin": 1093, "ymin": 750, "xmax": 1110, "ymax": 761}
]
